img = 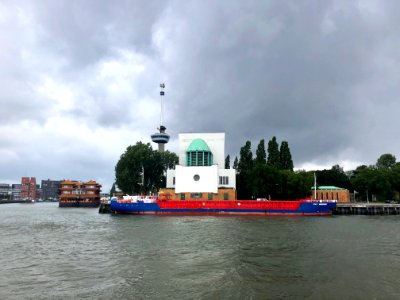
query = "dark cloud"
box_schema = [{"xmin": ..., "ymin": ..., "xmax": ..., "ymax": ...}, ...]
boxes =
[{"xmin": 161, "ymin": 1, "xmax": 400, "ymax": 167}]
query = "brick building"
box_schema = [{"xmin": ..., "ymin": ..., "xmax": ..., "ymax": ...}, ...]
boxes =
[
  {"xmin": 21, "ymin": 177, "xmax": 37, "ymax": 201},
  {"xmin": 311, "ymin": 186, "xmax": 350, "ymax": 203}
]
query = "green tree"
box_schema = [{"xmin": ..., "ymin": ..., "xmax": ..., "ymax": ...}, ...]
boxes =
[
  {"xmin": 279, "ymin": 141, "xmax": 294, "ymax": 171},
  {"xmin": 351, "ymin": 165, "xmax": 372, "ymax": 201},
  {"xmin": 255, "ymin": 139, "xmax": 266, "ymax": 165},
  {"xmin": 109, "ymin": 183, "xmax": 116, "ymax": 197},
  {"xmin": 225, "ymin": 155, "xmax": 230, "ymax": 169},
  {"xmin": 115, "ymin": 142, "xmax": 178, "ymax": 194},
  {"xmin": 267, "ymin": 136, "xmax": 280, "ymax": 168},
  {"xmin": 233, "ymin": 157, "xmax": 238, "ymax": 170},
  {"xmin": 160, "ymin": 150, "xmax": 179, "ymax": 170},
  {"xmin": 237, "ymin": 141, "xmax": 253, "ymax": 199},
  {"xmin": 391, "ymin": 163, "xmax": 400, "ymax": 200},
  {"xmin": 316, "ymin": 165, "xmax": 351, "ymax": 190},
  {"xmin": 369, "ymin": 168, "xmax": 392, "ymax": 201},
  {"xmin": 376, "ymin": 153, "xmax": 396, "ymax": 169},
  {"xmin": 238, "ymin": 141, "xmax": 253, "ymax": 173}
]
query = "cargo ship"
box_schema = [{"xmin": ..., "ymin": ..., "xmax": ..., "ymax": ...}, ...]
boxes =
[
  {"xmin": 110, "ymin": 195, "xmax": 337, "ymax": 216},
  {"xmin": 112, "ymin": 129, "xmax": 337, "ymax": 215}
]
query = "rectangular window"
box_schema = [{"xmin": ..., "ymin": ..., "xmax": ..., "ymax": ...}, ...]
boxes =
[
  {"xmin": 198, "ymin": 152, "xmax": 203, "ymax": 166},
  {"xmin": 190, "ymin": 193, "xmax": 202, "ymax": 199},
  {"xmin": 180, "ymin": 193, "xmax": 185, "ymax": 200},
  {"xmin": 208, "ymin": 193, "xmax": 213, "ymax": 200},
  {"xmin": 219, "ymin": 176, "xmax": 229, "ymax": 185},
  {"xmin": 173, "ymin": 177, "xmax": 175, "ymax": 185},
  {"xmin": 224, "ymin": 193, "xmax": 229, "ymax": 200}
]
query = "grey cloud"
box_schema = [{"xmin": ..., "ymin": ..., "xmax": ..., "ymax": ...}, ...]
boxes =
[
  {"xmin": 30, "ymin": 0, "xmax": 167, "ymax": 68},
  {"xmin": 160, "ymin": 0, "xmax": 400, "ymax": 166}
]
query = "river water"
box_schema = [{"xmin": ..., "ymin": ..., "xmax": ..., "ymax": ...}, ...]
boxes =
[{"xmin": 1, "ymin": 203, "xmax": 400, "ymax": 299}]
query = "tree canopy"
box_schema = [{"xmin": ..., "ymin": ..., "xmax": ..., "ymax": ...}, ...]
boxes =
[
  {"xmin": 255, "ymin": 139, "xmax": 266, "ymax": 165},
  {"xmin": 225, "ymin": 155, "xmax": 230, "ymax": 169},
  {"xmin": 115, "ymin": 142, "xmax": 178, "ymax": 194},
  {"xmin": 279, "ymin": 141, "xmax": 294, "ymax": 171},
  {"xmin": 236, "ymin": 137, "xmax": 305, "ymax": 200},
  {"xmin": 267, "ymin": 136, "xmax": 280, "ymax": 168},
  {"xmin": 376, "ymin": 153, "xmax": 396, "ymax": 169}
]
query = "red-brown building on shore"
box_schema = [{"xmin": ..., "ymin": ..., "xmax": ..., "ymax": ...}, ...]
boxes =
[
  {"xmin": 59, "ymin": 180, "xmax": 102, "ymax": 207},
  {"xmin": 21, "ymin": 177, "xmax": 37, "ymax": 201}
]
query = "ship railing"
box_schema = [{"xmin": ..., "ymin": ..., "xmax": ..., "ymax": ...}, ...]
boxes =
[{"xmin": 303, "ymin": 199, "xmax": 338, "ymax": 203}]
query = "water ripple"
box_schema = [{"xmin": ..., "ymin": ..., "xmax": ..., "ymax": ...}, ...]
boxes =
[{"xmin": 1, "ymin": 205, "xmax": 400, "ymax": 299}]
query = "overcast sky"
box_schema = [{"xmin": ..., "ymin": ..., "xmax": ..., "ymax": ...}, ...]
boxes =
[{"xmin": 1, "ymin": 0, "xmax": 400, "ymax": 192}]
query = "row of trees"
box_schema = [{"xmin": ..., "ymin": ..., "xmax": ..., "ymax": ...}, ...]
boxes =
[
  {"xmin": 233, "ymin": 137, "xmax": 400, "ymax": 201},
  {"xmin": 234, "ymin": 137, "xmax": 312, "ymax": 200},
  {"xmin": 350, "ymin": 154, "xmax": 400, "ymax": 201},
  {"xmin": 307, "ymin": 154, "xmax": 400, "ymax": 202}
]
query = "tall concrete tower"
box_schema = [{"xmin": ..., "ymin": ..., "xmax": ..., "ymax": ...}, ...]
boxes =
[{"xmin": 151, "ymin": 83, "xmax": 170, "ymax": 152}]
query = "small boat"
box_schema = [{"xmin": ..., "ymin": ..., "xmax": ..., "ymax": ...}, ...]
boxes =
[{"xmin": 21, "ymin": 198, "xmax": 35, "ymax": 203}]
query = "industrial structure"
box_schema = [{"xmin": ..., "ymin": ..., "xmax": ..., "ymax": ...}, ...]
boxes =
[{"xmin": 151, "ymin": 83, "xmax": 170, "ymax": 152}]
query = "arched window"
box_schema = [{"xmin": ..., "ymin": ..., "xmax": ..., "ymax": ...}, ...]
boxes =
[{"xmin": 186, "ymin": 138, "xmax": 213, "ymax": 166}]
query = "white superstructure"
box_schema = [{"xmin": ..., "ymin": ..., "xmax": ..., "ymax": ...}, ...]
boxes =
[{"xmin": 166, "ymin": 133, "xmax": 236, "ymax": 193}]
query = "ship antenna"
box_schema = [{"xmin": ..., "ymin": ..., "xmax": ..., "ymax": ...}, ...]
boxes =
[
  {"xmin": 314, "ymin": 172, "xmax": 317, "ymax": 200},
  {"xmin": 160, "ymin": 83, "xmax": 165, "ymax": 126}
]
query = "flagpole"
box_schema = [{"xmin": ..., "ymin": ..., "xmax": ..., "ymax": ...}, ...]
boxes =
[{"xmin": 314, "ymin": 172, "xmax": 317, "ymax": 200}]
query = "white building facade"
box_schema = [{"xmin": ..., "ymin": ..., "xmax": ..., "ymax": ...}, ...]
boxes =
[{"xmin": 165, "ymin": 133, "xmax": 236, "ymax": 196}]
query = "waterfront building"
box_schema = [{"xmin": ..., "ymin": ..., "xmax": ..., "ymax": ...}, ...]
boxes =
[
  {"xmin": 59, "ymin": 180, "xmax": 102, "ymax": 207},
  {"xmin": 41, "ymin": 179, "xmax": 61, "ymax": 201},
  {"xmin": 311, "ymin": 186, "xmax": 350, "ymax": 203},
  {"xmin": 11, "ymin": 184, "xmax": 21, "ymax": 201},
  {"xmin": 21, "ymin": 177, "xmax": 37, "ymax": 201},
  {"xmin": 0, "ymin": 183, "xmax": 11, "ymax": 200},
  {"xmin": 100, "ymin": 192, "xmax": 110, "ymax": 198},
  {"xmin": 36, "ymin": 187, "xmax": 42, "ymax": 200},
  {"xmin": 160, "ymin": 133, "xmax": 236, "ymax": 200}
]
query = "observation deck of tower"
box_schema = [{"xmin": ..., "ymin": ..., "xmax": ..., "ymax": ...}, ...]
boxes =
[{"xmin": 151, "ymin": 83, "xmax": 170, "ymax": 152}]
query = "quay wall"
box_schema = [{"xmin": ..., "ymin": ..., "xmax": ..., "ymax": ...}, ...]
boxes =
[{"xmin": 335, "ymin": 203, "xmax": 400, "ymax": 215}]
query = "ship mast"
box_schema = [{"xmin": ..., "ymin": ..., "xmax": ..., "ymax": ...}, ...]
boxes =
[
  {"xmin": 160, "ymin": 83, "xmax": 165, "ymax": 127},
  {"xmin": 314, "ymin": 172, "xmax": 317, "ymax": 200}
]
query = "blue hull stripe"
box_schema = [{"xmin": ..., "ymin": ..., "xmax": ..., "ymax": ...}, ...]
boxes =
[{"xmin": 111, "ymin": 201, "xmax": 336, "ymax": 215}]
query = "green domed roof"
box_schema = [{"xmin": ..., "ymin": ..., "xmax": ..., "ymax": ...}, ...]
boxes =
[{"xmin": 187, "ymin": 138, "xmax": 210, "ymax": 152}]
